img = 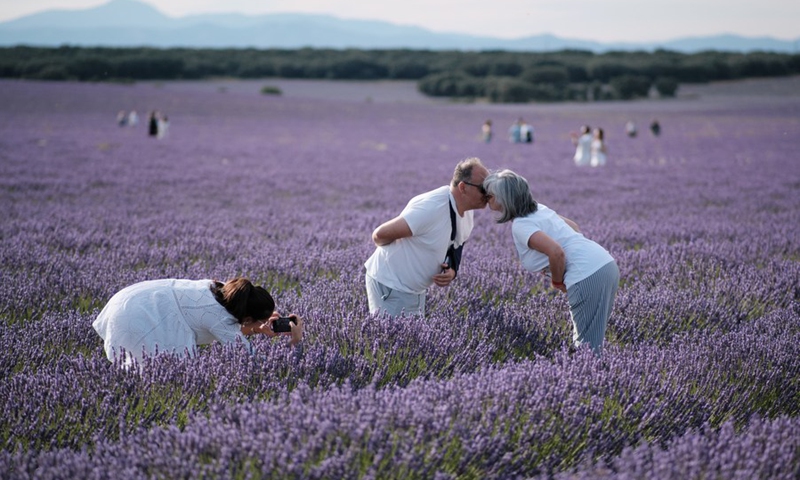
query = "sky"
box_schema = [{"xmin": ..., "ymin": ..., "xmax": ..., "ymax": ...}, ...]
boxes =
[{"xmin": 0, "ymin": 0, "xmax": 798, "ymax": 42}]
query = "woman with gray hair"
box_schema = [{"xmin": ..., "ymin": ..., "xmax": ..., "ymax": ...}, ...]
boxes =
[{"xmin": 483, "ymin": 169, "xmax": 619, "ymax": 354}]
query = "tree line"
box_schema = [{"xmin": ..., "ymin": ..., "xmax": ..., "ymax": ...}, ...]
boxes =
[{"xmin": 2, "ymin": 45, "xmax": 798, "ymax": 102}]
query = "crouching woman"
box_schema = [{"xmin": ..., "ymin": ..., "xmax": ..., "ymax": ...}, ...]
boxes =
[{"xmin": 93, "ymin": 277, "xmax": 302, "ymax": 368}]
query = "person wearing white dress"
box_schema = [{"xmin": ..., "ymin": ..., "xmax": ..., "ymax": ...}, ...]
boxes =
[
  {"xmin": 590, "ymin": 128, "xmax": 607, "ymax": 167},
  {"xmin": 93, "ymin": 277, "xmax": 303, "ymax": 368},
  {"xmin": 571, "ymin": 125, "xmax": 592, "ymax": 166},
  {"xmin": 157, "ymin": 115, "xmax": 169, "ymax": 139}
]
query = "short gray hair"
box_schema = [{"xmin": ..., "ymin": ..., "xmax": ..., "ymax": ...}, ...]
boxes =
[
  {"xmin": 451, "ymin": 157, "xmax": 485, "ymax": 187},
  {"xmin": 483, "ymin": 170, "xmax": 538, "ymax": 223}
]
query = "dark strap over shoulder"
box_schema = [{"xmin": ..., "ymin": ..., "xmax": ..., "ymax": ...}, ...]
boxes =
[
  {"xmin": 446, "ymin": 199, "xmax": 463, "ymax": 275},
  {"xmin": 449, "ymin": 200, "xmax": 457, "ymax": 241}
]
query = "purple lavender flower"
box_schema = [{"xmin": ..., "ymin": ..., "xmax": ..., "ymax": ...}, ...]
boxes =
[{"xmin": 1, "ymin": 77, "xmax": 798, "ymax": 478}]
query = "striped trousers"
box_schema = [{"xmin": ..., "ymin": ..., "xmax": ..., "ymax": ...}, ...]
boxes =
[{"xmin": 567, "ymin": 260, "xmax": 620, "ymax": 355}]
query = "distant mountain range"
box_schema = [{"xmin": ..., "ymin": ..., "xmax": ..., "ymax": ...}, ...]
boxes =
[{"xmin": 1, "ymin": 0, "xmax": 798, "ymax": 53}]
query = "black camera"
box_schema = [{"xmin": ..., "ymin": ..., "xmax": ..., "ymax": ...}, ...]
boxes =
[{"xmin": 271, "ymin": 316, "xmax": 297, "ymax": 333}]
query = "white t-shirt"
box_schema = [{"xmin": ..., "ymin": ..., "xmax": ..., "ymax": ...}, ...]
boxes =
[
  {"xmin": 511, "ymin": 204, "xmax": 614, "ymax": 288},
  {"xmin": 365, "ymin": 186, "xmax": 473, "ymax": 294}
]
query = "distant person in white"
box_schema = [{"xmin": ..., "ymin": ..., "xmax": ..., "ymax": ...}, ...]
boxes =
[
  {"xmin": 590, "ymin": 128, "xmax": 607, "ymax": 167},
  {"xmin": 571, "ymin": 125, "xmax": 592, "ymax": 166},
  {"xmin": 483, "ymin": 170, "xmax": 619, "ymax": 354},
  {"xmin": 625, "ymin": 120, "xmax": 637, "ymax": 138},
  {"xmin": 157, "ymin": 114, "xmax": 169, "ymax": 138},
  {"xmin": 93, "ymin": 277, "xmax": 303, "ymax": 368},
  {"xmin": 508, "ymin": 119, "xmax": 522, "ymax": 143},
  {"xmin": 127, "ymin": 110, "xmax": 139, "ymax": 127},
  {"xmin": 365, "ymin": 157, "xmax": 490, "ymax": 317}
]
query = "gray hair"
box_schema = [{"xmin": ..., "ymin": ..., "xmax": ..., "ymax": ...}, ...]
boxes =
[
  {"xmin": 451, "ymin": 157, "xmax": 485, "ymax": 187},
  {"xmin": 483, "ymin": 169, "xmax": 538, "ymax": 223}
]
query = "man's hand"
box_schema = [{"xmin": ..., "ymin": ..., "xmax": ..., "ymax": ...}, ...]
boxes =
[{"xmin": 433, "ymin": 264, "xmax": 456, "ymax": 287}]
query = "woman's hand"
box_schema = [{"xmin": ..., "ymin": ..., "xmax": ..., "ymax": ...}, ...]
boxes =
[
  {"xmin": 242, "ymin": 313, "xmax": 278, "ymax": 338},
  {"xmin": 243, "ymin": 313, "xmax": 303, "ymax": 345},
  {"xmin": 288, "ymin": 315, "xmax": 304, "ymax": 346},
  {"xmin": 551, "ymin": 279, "xmax": 567, "ymax": 293},
  {"xmin": 242, "ymin": 312, "xmax": 279, "ymax": 338}
]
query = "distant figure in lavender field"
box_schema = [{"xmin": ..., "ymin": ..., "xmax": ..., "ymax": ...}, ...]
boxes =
[
  {"xmin": 483, "ymin": 170, "xmax": 619, "ymax": 355},
  {"xmin": 117, "ymin": 110, "xmax": 127, "ymax": 127},
  {"xmin": 93, "ymin": 277, "xmax": 303, "ymax": 369},
  {"xmin": 508, "ymin": 119, "xmax": 522, "ymax": 143},
  {"xmin": 625, "ymin": 120, "xmax": 637, "ymax": 138},
  {"xmin": 365, "ymin": 157, "xmax": 490, "ymax": 318},
  {"xmin": 571, "ymin": 125, "xmax": 592, "ymax": 166},
  {"xmin": 157, "ymin": 115, "xmax": 169, "ymax": 139},
  {"xmin": 590, "ymin": 128, "xmax": 607, "ymax": 167},
  {"xmin": 520, "ymin": 119, "xmax": 534, "ymax": 144},
  {"xmin": 127, "ymin": 110, "xmax": 139, "ymax": 127},
  {"xmin": 650, "ymin": 119, "xmax": 661, "ymax": 137},
  {"xmin": 482, "ymin": 120, "xmax": 493, "ymax": 143},
  {"xmin": 148, "ymin": 111, "xmax": 159, "ymax": 137}
]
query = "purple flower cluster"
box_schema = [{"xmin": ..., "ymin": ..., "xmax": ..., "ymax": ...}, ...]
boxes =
[{"xmin": 1, "ymin": 78, "xmax": 798, "ymax": 478}]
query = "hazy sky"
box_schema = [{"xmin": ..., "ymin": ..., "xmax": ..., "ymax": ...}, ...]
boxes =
[{"xmin": 1, "ymin": 0, "xmax": 798, "ymax": 42}]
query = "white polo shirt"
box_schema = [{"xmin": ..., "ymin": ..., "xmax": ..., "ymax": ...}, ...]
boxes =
[
  {"xmin": 512, "ymin": 204, "xmax": 613, "ymax": 288},
  {"xmin": 365, "ymin": 186, "xmax": 473, "ymax": 294}
]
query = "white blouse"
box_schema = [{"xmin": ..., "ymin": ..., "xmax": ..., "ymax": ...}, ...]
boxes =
[{"xmin": 93, "ymin": 279, "xmax": 248, "ymax": 367}]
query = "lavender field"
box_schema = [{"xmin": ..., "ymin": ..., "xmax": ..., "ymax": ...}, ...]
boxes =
[{"xmin": 1, "ymin": 77, "xmax": 799, "ymax": 479}]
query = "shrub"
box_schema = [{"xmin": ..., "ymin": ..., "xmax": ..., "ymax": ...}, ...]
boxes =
[
  {"xmin": 260, "ymin": 85, "xmax": 282, "ymax": 95},
  {"xmin": 485, "ymin": 77, "xmax": 536, "ymax": 103},
  {"xmin": 654, "ymin": 77, "xmax": 679, "ymax": 97},
  {"xmin": 417, "ymin": 71, "xmax": 483, "ymax": 98}
]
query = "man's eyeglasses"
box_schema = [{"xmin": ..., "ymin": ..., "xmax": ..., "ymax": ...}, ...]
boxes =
[{"xmin": 462, "ymin": 180, "xmax": 486, "ymax": 195}]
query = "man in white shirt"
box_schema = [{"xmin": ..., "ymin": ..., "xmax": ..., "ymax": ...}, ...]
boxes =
[{"xmin": 365, "ymin": 157, "xmax": 490, "ymax": 317}]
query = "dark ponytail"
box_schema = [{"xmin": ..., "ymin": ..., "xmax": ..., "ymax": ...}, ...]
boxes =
[{"xmin": 211, "ymin": 277, "xmax": 275, "ymax": 323}]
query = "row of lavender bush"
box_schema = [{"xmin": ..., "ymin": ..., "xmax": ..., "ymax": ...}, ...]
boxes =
[{"xmin": 1, "ymin": 79, "xmax": 798, "ymax": 478}]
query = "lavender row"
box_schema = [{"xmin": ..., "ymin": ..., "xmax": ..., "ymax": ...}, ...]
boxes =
[
  {"xmin": 2, "ymin": 301, "xmax": 797, "ymax": 461},
  {"xmin": 1, "ymin": 304, "xmax": 797, "ymax": 477},
  {"xmin": 553, "ymin": 415, "xmax": 800, "ymax": 480}
]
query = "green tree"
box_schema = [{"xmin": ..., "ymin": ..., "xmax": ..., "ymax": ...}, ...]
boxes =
[
  {"xmin": 610, "ymin": 75, "xmax": 651, "ymax": 100},
  {"xmin": 654, "ymin": 77, "xmax": 679, "ymax": 97},
  {"xmin": 520, "ymin": 65, "xmax": 569, "ymax": 89},
  {"xmin": 485, "ymin": 77, "xmax": 535, "ymax": 103}
]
